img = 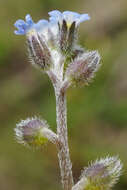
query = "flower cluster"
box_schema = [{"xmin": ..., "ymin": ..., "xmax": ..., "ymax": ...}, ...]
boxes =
[
  {"xmin": 14, "ymin": 11, "xmax": 122, "ymax": 190},
  {"xmin": 14, "ymin": 10, "xmax": 100, "ymax": 87}
]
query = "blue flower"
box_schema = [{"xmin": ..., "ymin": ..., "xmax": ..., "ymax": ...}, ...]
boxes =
[
  {"xmin": 14, "ymin": 14, "xmax": 34, "ymax": 35},
  {"xmin": 48, "ymin": 10, "xmax": 90, "ymax": 27},
  {"xmin": 14, "ymin": 14, "xmax": 49, "ymax": 35},
  {"xmin": 14, "ymin": 11, "xmax": 90, "ymax": 35}
]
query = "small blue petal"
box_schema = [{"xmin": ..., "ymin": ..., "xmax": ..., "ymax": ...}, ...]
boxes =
[
  {"xmin": 79, "ymin": 14, "xmax": 90, "ymax": 23},
  {"xmin": 63, "ymin": 11, "xmax": 80, "ymax": 18},
  {"xmin": 48, "ymin": 10, "xmax": 62, "ymax": 24},
  {"xmin": 35, "ymin": 19, "xmax": 49, "ymax": 31},
  {"xmin": 48, "ymin": 10, "xmax": 62, "ymax": 18},
  {"xmin": 62, "ymin": 11, "xmax": 80, "ymax": 24},
  {"xmin": 14, "ymin": 20, "xmax": 26, "ymax": 29},
  {"xmin": 25, "ymin": 14, "xmax": 34, "ymax": 25},
  {"xmin": 14, "ymin": 30, "xmax": 25, "ymax": 35}
]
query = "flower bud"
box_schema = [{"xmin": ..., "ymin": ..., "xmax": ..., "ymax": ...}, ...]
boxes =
[
  {"xmin": 72, "ymin": 156, "xmax": 123, "ymax": 190},
  {"xmin": 66, "ymin": 51, "xmax": 101, "ymax": 86},
  {"xmin": 15, "ymin": 117, "xmax": 58, "ymax": 148},
  {"xmin": 27, "ymin": 29, "xmax": 52, "ymax": 70}
]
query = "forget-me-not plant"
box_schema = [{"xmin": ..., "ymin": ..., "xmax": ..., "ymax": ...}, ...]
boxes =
[{"xmin": 14, "ymin": 10, "xmax": 122, "ymax": 190}]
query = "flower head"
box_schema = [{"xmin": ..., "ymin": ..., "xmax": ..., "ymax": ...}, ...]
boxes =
[
  {"xmin": 14, "ymin": 14, "xmax": 34, "ymax": 35},
  {"xmin": 48, "ymin": 10, "xmax": 90, "ymax": 28},
  {"xmin": 48, "ymin": 10, "xmax": 90, "ymax": 52},
  {"xmin": 14, "ymin": 14, "xmax": 50, "ymax": 37},
  {"xmin": 14, "ymin": 11, "xmax": 95, "ymax": 84}
]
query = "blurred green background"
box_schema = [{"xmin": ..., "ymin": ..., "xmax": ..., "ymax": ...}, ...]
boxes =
[{"xmin": 0, "ymin": 0, "xmax": 127, "ymax": 189}]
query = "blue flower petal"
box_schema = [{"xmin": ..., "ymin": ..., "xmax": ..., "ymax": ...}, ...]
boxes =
[
  {"xmin": 14, "ymin": 20, "xmax": 27, "ymax": 29},
  {"xmin": 25, "ymin": 14, "xmax": 34, "ymax": 26},
  {"xmin": 79, "ymin": 14, "xmax": 90, "ymax": 23},
  {"xmin": 48, "ymin": 10, "xmax": 62, "ymax": 18},
  {"xmin": 35, "ymin": 19, "xmax": 49, "ymax": 31},
  {"xmin": 14, "ymin": 30, "xmax": 25, "ymax": 35},
  {"xmin": 63, "ymin": 11, "xmax": 80, "ymax": 19},
  {"xmin": 48, "ymin": 10, "xmax": 62, "ymax": 24}
]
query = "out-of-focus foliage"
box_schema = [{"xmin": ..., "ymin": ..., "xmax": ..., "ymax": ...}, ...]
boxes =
[{"xmin": 0, "ymin": 0, "xmax": 127, "ymax": 189}]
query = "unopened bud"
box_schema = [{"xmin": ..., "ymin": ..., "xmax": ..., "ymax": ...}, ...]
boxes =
[
  {"xmin": 27, "ymin": 29, "xmax": 52, "ymax": 70},
  {"xmin": 15, "ymin": 117, "xmax": 58, "ymax": 148},
  {"xmin": 66, "ymin": 51, "xmax": 101, "ymax": 86},
  {"xmin": 72, "ymin": 156, "xmax": 123, "ymax": 190}
]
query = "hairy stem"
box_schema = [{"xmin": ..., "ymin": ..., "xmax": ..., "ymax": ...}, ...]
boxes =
[{"xmin": 55, "ymin": 87, "xmax": 74, "ymax": 190}]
